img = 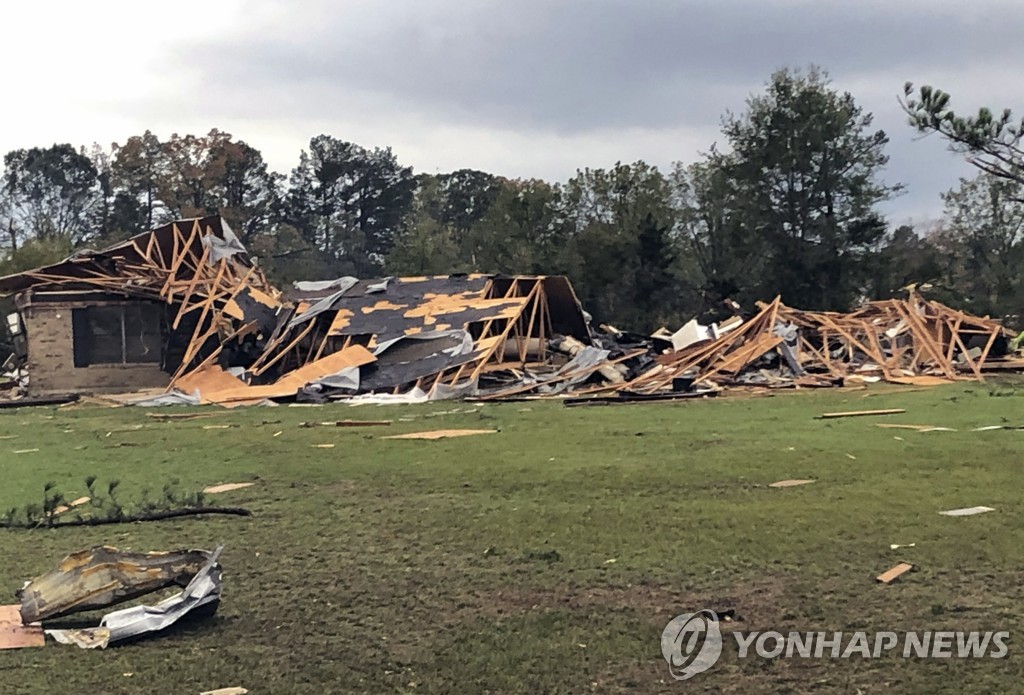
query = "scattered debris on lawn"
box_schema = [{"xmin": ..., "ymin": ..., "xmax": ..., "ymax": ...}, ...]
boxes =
[
  {"xmin": 818, "ymin": 409, "xmax": 906, "ymax": 419},
  {"xmin": 939, "ymin": 506, "xmax": 995, "ymax": 516},
  {"xmin": 200, "ymin": 689, "xmax": 249, "ymax": 695},
  {"xmin": 382, "ymin": 428, "xmax": 499, "ymax": 440},
  {"xmin": 890, "ymin": 543, "xmax": 916, "ymax": 550},
  {"xmin": 876, "ymin": 562, "xmax": 914, "ymax": 584},
  {"xmin": 769, "ymin": 479, "xmax": 816, "ymax": 488},
  {"xmin": 44, "ymin": 546, "xmax": 224, "ymax": 649},
  {"xmin": 203, "ymin": 483, "xmax": 256, "ymax": 494}
]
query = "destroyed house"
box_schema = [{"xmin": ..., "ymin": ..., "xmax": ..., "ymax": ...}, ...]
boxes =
[
  {"xmin": 0, "ymin": 216, "xmax": 283, "ymax": 395},
  {"xmin": 0, "ymin": 216, "xmax": 597, "ymax": 403}
]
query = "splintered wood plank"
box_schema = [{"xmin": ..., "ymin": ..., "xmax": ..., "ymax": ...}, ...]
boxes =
[
  {"xmin": 876, "ymin": 562, "xmax": 914, "ymax": 584},
  {"xmin": 203, "ymin": 482, "xmax": 256, "ymax": 494},
  {"xmin": 382, "ymin": 429, "xmax": 498, "ymax": 440},
  {"xmin": 875, "ymin": 423, "xmax": 938, "ymax": 431},
  {"xmin": 818, "ymin": 409, "xmax": 905, "ymax": 419},
  {"xmin": 769, "ymin": 479, "xmax": 815, "ymax": 488}
]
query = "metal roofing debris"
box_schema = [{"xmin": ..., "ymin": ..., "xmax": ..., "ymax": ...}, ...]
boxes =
[
  {"xmin": 47, "ymin": 546, "xmax": 224, "ymax": 650},
  {"xmin": 1, "ymin": 546, "xmax": 225, "ymax": 650},
  {"xmin": 18, "ymin": 546, "xmax": 215, "ymax": 623}
]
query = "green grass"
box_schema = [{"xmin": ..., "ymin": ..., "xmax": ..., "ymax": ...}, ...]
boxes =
[{"xmin": 1, "ymin": 381, "xmax": 1023, "ymax": 693}]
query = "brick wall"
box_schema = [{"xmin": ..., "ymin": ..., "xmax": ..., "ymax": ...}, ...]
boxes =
[{"xmin": 22, "ymin": 301, "xmax": 170, "ymax": 395}]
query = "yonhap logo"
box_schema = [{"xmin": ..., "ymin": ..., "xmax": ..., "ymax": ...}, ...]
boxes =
[
  {"xmin": 660, "ymin": 609, "xmax": 723, "ymax": 680},
  {"xmin": 660, "ymin": 611, "xmax": 1009, "ymax": 681}
]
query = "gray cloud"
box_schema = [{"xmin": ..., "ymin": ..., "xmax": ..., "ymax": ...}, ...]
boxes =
[
  {"xmin": 134, "ymin": 0, "xmax": 1024, "ymax": 218},
  {"xmin": 190, "ymin": 0, "xmax": 1023, "ymax": 131}
]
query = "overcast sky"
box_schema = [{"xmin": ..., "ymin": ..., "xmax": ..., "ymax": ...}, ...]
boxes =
[{"xmin": 3, "ymin": 0, "xmax": 1018, "ymax": 223}]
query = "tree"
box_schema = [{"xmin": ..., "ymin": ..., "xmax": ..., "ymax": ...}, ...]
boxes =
[
  {"xmin": 159, "ymin": 129, "xmax": 245, "ymax": 219},
  {"xmin": 862, "ymin": 224, "xmax": 944, "ymax": 301},
  {"xmin": 110, "ymin": 130, "xmax": 167, "ymax": 233},
  {"xmin": 464, "ymin": 178, "xmax": 567, "ymax": 275},
  {"xmin": 211, "ymin": 141, "xmax": 282, "ymax": 244},
  {"xmin": 386, "ymin": 174, "xmax": 465, "ymax": 275},
  {"xmin": 286, "ymin": 135, "xmax": 415, "ymax": 277},
  {"xmin": 902, "ymin": 84, "xmax": 1024, "ymax": 186},
  {"xmin": 720, "ymin": 67, "xmax": 900, "ymax": 310},
  {"xmin": 561, "ymin": 161, "xmax": 682, "ymax": 329},
  {"xmin": 930, "ymin": 173, "xmax": 1024, "ymax": 318},
  {"xmin": 2, "ymin": 144, "xmax": 102, "ymax": 246},
  {"xmin": 430, "ymin": 169, "xmax": 504, "ymax": 236},
  {"xmin": 671, "ymin": 156, "xmax": 765, "ymax": 314}
]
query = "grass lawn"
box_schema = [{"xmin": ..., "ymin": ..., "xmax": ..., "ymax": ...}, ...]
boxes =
[{"xmin": 0, "ymin": 381, "xmax": 1023, "ymax": 693}]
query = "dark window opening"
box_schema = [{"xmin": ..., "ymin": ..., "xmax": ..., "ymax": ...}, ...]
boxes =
[{"xmin": 72, "ymin": 305, "xmax": 163, "ymax": 367}]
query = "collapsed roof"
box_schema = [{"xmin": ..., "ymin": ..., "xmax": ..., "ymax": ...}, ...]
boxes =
[{"xmin": 0, "ymin": 216, "xmax": 606, "ymax": 405}]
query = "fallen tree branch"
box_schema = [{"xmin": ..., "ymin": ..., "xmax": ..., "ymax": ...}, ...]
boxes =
[{"xmin": 0, "ymin": 507, "xmax": 252, "ymax": 529}]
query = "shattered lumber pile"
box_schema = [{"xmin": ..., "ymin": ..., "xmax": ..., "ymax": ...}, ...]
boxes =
[{"xmin": 621, "ymin": 292, "xmax": 1021, "ymax": 396}]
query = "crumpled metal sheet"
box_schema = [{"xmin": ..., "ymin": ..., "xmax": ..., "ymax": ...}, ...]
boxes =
[
  {"xmin": 46, "ymin": 546, "xmax": 223, "ymax": 649},
  {"xmin": 17, "ymin": 546, "xmax": 213, "ymax": 623}
]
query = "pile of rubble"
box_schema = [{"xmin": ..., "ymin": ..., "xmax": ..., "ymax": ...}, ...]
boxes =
[
  {"xmin": 617, "ymin": 294, "xmax": 1023, "ymax": 397},
  {"xmin": 0, "ymin": 215, "xmax": 1020, "ymax": 407}
]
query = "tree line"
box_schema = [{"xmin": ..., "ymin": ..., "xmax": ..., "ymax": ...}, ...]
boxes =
[{"xmin": 2, "ymin": 67, "xmax": 1022, "ymax": 333}]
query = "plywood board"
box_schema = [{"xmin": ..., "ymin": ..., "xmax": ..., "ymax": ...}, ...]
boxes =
[
  {"xmin": 0, "ymin": 605, "xmax": 44, "ymax": 649},
  {"xmin": 382, "ymin": 429, "xmax": 498, "ymax": 440},
  {"xmin": 876, "ymin": 562, "xmax": 914, "ymax": 584}
]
